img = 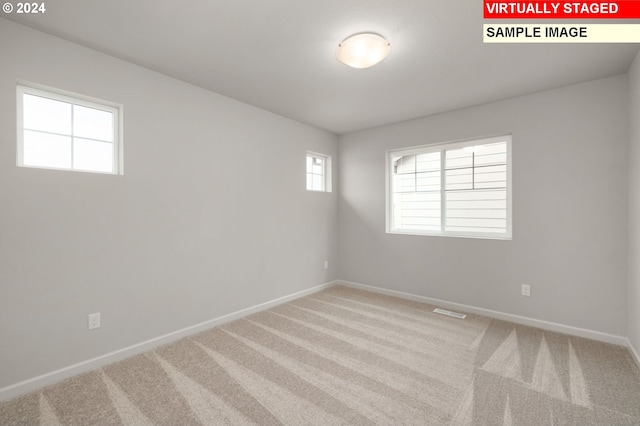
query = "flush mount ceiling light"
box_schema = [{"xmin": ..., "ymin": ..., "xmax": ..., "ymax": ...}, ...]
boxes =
[{"xmin": 336, "ymin": 33, "xmax": 391, "ymax": 69}]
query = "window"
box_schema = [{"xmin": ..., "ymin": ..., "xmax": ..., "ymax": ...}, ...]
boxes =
[
  {"xmin": 17, "ymin": 84, "xmax": 122, "ymax": 174},
  {"xmin": 387, "ymin": 135, "xmax": 511, "ymax": 239},
  {"xmin": 306, "ymin": 152, "xmax": 331, "ymax": 192}
]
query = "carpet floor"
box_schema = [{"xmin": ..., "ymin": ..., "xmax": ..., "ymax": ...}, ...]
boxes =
[{"xmin": 1, "ymin": 285, "xmax": 640, "ymax": 425}]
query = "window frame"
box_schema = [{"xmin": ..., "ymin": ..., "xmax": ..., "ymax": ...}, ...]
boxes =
[
  {"xmin": 306, "ymin": 151, "xmax": 332, "ymax": 193},
  {"xmin": 386, "ymin": 135, "xmax": 512, "ymax": 240},
  {"xmin": 16, "ymin": 83, "xmax": 123, "ymax": 175}
]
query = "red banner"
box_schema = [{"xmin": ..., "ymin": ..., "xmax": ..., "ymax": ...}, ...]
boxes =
[{"xmin": 484, "ymin": 1, "xmax": 640, "ymax": 19}]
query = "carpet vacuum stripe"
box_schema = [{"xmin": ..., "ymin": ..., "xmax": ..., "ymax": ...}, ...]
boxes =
[{"xmin": 1, "ymin": 285, "xmax": 639, "ymax": 425}]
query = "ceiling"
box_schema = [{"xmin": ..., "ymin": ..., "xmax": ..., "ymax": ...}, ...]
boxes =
[{"xmin": 4, "ymin": 1, "xmax": 639, "ymax": 134}]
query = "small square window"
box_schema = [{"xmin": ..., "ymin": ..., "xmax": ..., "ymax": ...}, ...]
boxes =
[
  {"xmin": 17, "ymin": 84, "xmax": 122, "ymax": 174},
  {"xmin": 306, "ymin": 152, "xmax": 331, "ymax": 192}
]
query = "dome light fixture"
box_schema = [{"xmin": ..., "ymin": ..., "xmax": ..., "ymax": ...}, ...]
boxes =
[{"xmin": 336, "ymin": 33, "xmax": 391, "ymax": 69}]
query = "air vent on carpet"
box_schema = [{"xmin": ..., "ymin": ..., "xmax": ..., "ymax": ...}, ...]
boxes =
[{"xmin": 433, "ymin": 308, "xmax": 466, "ymax": 319}]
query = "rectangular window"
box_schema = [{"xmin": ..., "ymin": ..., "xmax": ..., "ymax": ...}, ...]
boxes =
[
  {"xmin": 387, "ymin": 135, "xmax": 512, "ymax": 239},
  {"xmin": 306, "ymin": 152, "xmax": 331, "ymax": 192},
  {"xmin": 17, "ymin": 84, "xmax": 122, "ymax": 174}
]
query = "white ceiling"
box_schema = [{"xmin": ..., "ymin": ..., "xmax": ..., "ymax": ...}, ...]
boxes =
[{"xmin": 4, "ymin": 1, "xmax": 639, "ymax": 134}]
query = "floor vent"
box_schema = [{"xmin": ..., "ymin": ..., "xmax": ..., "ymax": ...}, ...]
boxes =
[{"xmin": 433, "ymin": 308, "xmax": 466, "ymax": 319}]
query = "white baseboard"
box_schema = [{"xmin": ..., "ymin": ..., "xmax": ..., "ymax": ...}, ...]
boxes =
[
  {"xmin": 628, "ymin": 338, "xmax": 640, "ymax": 369},
  {"xmin": 3, "ymin": 279, "xmax": 634, "ymax": 402},
  {"xmin": 338, "ymin": 280, "xmax": 628, "ymax": 346},
  {"xmin": 0, "ymin": 281, "xmax": 337, "ymax": 402}
]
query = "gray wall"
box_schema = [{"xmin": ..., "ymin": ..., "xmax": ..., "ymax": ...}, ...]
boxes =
[
  {"xmin": 629, "ymin": 52, "xmax": 640, "ymax": 356},
  {"xmin": 0, "ymin": 19, "xmax": 338, "ymax": 389},
  {"xmin": 338, "ymin": 75, "xmax": 629, "ymax": 336}
]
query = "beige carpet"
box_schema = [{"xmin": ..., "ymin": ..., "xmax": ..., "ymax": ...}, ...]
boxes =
[{"xmin": 2, "ymin": 285, "xmax": 640, "ymax": 425}]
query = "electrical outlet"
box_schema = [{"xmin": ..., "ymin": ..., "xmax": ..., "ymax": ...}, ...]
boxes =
[
  {"xmin": 88, "ymin": 312, "xmax": 101, "ymax": 330},
  {"xmin": 324, "ymin": 260, "xmax": 329, "ymax": 270},
  {"xmin": 521, "ymin": 284, "xmax": 531, "ymax": 297}
]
